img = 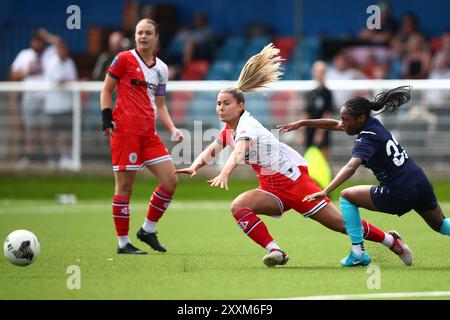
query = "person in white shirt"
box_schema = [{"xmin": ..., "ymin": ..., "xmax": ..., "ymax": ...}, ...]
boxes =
[
  {"xmin": 325, "ymin": 51, "xmax": 366, "ymax": 108},
  {"xmin": 10, "ymin": 29, "xmax": 60, "ymax": 167},
  {"xmin": 44, "ymin": 41, "xmax": 78, "ymax": 170},
  {"xmin": 175, "ymin": 44, "xmax": 409, "ymax": 268}
]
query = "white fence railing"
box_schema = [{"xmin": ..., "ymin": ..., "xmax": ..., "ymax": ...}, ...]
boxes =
[{"xmin": 0, "ymin": 80, "xmax": 449, "ymax": 175}]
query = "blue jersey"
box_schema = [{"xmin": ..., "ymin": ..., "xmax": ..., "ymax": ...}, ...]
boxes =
[{"xmin": 351, "ymin": 116, "xmax": 425, "ymax": 187}]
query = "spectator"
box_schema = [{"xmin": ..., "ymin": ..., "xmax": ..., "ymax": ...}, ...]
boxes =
[
  {"xmin": 167, "ymin": 11, "xmax": 214, "ymax": 68},
  {"xmin": 391, "ymin": 12, "xmax": 420, "ymax": 58},
  {"xmin": 10, "ymin": 28, "xmax": 61, "ymax": 168},
  {"xmin": 359, "ymin": 1, "xmax": 398, "ymax": 46},
  {"xmin": 91, "ymin": 31, "xmax": 126, "ymax": 81},
  {"xmin": 44, "ymin": 41, "xmax": 78, "ymax": 170},
  {"xmin": 325, "ymin": 51, "xmax": 366, "ymax": 107},
  {"xmin": 432, "ymin": 31, "xmax": 450, "ymax": 67},
  {"xmin": 425, "ymin": 52, "xmax": 450, "ymax": 106},
  {"xmin": 402, "ymin": 33, "xmax": 431, "ymax": 79}
]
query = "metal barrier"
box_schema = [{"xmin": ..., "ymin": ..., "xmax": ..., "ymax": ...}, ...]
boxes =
[{"xmin": 0, "ymin": 80, "xmax": 449, "ymax": 177}]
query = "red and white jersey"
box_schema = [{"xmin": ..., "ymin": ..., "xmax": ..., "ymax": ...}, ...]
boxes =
[
  {"xmin": 217, "ymin": 111, "xmax": 308, "ymax": 188},
  {"xmin": 108, "ymin": 49, "xmax": 168, "ymax": 136}
]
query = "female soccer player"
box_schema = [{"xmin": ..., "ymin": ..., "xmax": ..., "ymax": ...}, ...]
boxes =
[
  {"xmin": 100, "ymin": 19, "xmax": 183, "ymax": 254},
  {"xmin": 175, "ymin": 44, "xmax": 411, "ymax": 267},
  {"xmin": 278, "ymin": 86, "xmax": 450, "ymax": 266}
]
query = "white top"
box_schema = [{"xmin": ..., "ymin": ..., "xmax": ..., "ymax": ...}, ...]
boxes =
[
  {"xmin": 11, "ymin": 46, "xmax": 56, "ymax": 82},
  {"xmin": 44, "ymin": 55, "xmax": 78, "ymax": 113},
  {"xmin": 219, "ymin": 111, "xmax": 308, "ymax": 181},
  {"xmin": 11, "ymin": 46, "xmax": 56, "ymax": 101}
]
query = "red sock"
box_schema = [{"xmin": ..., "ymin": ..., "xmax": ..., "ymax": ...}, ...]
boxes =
[
  {"xmin": 146, "ymin": 185, "xmax": 173, "ymax": 223},
  {"xmin": 233, "ymin": 208, "xmax": 274, "ymax": 249},
  {"xmin": 362, "ymin": 220, "xmax": 386, "ymax": 243},
  {"xmin": 112, "ymin": 194, "xmax": 130, "ymax": 237}
]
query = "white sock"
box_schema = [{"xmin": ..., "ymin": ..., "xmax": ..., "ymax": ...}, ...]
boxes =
[
  {"xmin": 143, "ymin": 219, "xmax": 157, "ymax": 233},
  {"xmin": 118, "ymin": 236, "xmax": 129, "ymax": 249},
  {"xmin": 352, "ymin": 243, "xmax": 365, "ymax": 257},
  {"xmin": 382, "ymin": 233, "xmax": 394, "ymax": 247},
  {"xmin": 265, "ymin": 241, "xmax": 281, "ymax": 252}
]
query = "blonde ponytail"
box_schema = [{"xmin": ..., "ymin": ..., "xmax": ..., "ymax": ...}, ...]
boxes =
[{"xmin": 236, "ymin": 43, "xmax": 283, "ymax": 93}]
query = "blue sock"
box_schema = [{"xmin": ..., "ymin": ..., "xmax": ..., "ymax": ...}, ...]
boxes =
[
  {"xmin": 440, "ymin": 218, "xmax": 450, "ymax": 236},
  {"xmin": 340, "ymin": 197, "xmax": 364, "ymax": 246}
]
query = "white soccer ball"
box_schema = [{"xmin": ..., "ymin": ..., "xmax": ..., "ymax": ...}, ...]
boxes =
[{"xmin": 3, "ymin": 230, "xmax": 40, "ymax": 266}]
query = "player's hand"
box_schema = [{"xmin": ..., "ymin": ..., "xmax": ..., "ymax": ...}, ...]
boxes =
[
  {"xmin": 102, "ymin": 108, "xmax": 114, "ymax": 136},
  {"xmin": 303, "ymin": 190, "xmax": 327, "ymax": 202},
  {"xmin": 207, "ymin": 173, "xmax": 229, "ymax": 190},
  {"xmin": 171, "ymin": 128, "xmax": 184, "ymax": 142},
  {"xmin": 103, "ymin": 121, "xmax": 116, "ymax": 137},
  {"xmin": 277, "ymin": 120, "xmax": 303, "ymax": 133},
  {"xmin": 174, "ymin": 167, "xmax": 197, "ymax": 178}
]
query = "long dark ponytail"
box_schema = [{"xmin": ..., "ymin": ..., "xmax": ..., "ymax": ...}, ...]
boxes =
[{"xmin": 344, "ymin": 86, "xmax": 412, "ymax": 117}]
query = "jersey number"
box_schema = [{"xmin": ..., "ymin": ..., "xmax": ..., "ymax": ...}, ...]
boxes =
[{"xmin": 386, "ymin": 136, "xmax": 408, "ymax": 167}]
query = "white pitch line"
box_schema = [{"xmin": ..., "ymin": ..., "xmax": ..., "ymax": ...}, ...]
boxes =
[{"xmin": 273, "ymin": 291, "xmax": 450, "ymax": 300}]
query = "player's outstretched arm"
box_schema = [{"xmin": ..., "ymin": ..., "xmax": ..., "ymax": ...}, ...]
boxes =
[
  {"xmin": 277, "ymin": 118, "xmax": 343, "ymax": 133},
  {"xmin": 174, "ymin": 141, "xmax": 223, "ymax": 178},
  {"xmin": 208, "ymin": 139, "xmax": 250, "ymax": 191},
  {"xmin": 303, "ymin": 157, "xmax": 363, "ymax": 202}
]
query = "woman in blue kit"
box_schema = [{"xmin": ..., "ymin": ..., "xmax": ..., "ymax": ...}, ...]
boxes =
[{"xmin": 278, "ymin": 86, "xmax": 450, "ymax": 266}]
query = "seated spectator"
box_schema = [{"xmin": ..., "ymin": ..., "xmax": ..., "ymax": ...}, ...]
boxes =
[
  {"xmin": 325, "ymin": 51, "xmax": 366, "ymax": 107},
  {"xmin": 359, "ymin": 1, "xmax": 398, "ymax": 46},
  {"xmin": 432, "ymin": 31, "xmax": 450, "ymax": 66},
  {"xmin": 425, "ymin": 53, "xmax": 450, "ymax": 106},
  {"xmin": 402, "ymin": 33, "xmax": 431, "ymax": 79},
  {"xmin": 391, "ymin": 12, "xmax": 420, "ymax": 58},
  {"xmin": 167, "ymin": 10, "xmax": 214, "ymax": 67}
]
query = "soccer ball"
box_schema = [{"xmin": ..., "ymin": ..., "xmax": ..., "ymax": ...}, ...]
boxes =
[{"xmin": 3, "ymin": 230, "xmax": 40, "ymax": 266}]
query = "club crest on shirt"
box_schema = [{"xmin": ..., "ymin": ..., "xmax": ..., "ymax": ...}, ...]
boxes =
[
  {"xmin": 136, "ymin": 67, "xmax": 141, "ymax": 72},
  {"xmin": 129, "ymin": 152, "xmax": 137, "ymax": 163}
]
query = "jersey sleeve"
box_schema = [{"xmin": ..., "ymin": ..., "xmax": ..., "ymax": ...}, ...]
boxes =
[
  {"xmin": 107, "ymin": 53, "xmax": 126, "ymax": 80},
  {"xmin": 155, "ymin": 63, "xmax": 168, "ymax": 96},
  {"xmin": 352, "ymin": 133, "xmax": 378, "ymax": 163}
]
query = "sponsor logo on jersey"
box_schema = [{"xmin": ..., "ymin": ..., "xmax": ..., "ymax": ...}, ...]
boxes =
[{"xmin": 130, "ymin": 78, "xmax": 158, "ymax": 91}]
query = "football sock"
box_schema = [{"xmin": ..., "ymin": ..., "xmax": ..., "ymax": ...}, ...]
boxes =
[
  {"xmin": 142, "ymin": 219, "xmax": 157, "ymax": 233},
  {"xmin": 265, "ymin": 241, "xmax": 281, "ymax": 252},
  {"xmin": 340, "ymin": 197, "xmax": 364, "ymax": 256},
  {"xmin": 352, "ymin": 243, "xmax": 365, "ymax": 257},
  {"xmin": 439, "ymin": 218, "xmax": 450, "ymax": 236},
  {"xmin": 146, "ymin": 185, "xmax": 174, "ymax": 225},
  {"xmin": 361, "ymin": 220, "xmax": 394, "ymax": 246},
  {"xmin": 233, "ymin": 208, "xmax": 274, "ymax": 249},
  {"xmin": 118, "ymin": 236, "xmax": 130, "ymax": 249},
  {"xmin": 382, "ymin": 233, "xmax": 395, "ymax": 247},
  {"xmin": 112, "ymin": 194, "xmax": 130, "ymax": 238}
]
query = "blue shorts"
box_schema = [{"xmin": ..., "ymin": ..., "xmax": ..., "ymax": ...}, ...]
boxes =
[{"xmin": 370, "ymin": 179, "xmax": 438, "ymax": 216}]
